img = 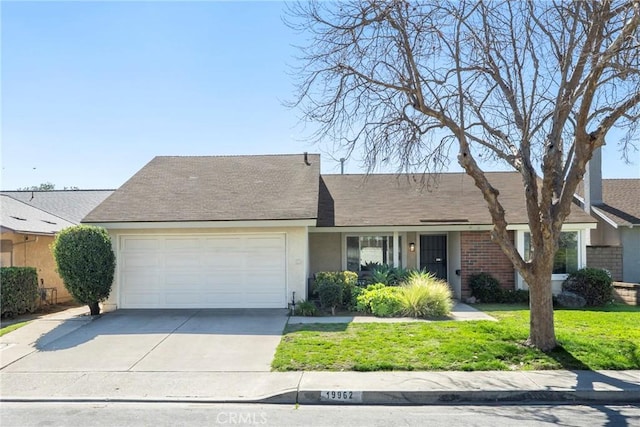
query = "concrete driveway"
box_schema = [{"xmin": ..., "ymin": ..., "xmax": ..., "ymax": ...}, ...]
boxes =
[{"xmin": 2, "ymin": 309, "xmax": 289, "ymax": 373}]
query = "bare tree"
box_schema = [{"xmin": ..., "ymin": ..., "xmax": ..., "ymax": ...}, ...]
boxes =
[{"xmin": 287, "ymin": 0, "xmax": 640, "ymax": 350}]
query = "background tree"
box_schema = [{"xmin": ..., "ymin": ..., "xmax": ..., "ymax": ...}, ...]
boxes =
[
  {"xmin": 51, "ymin": 225, "xmax": 115, "ymax": 315},
  {"xmin": 17, "ymin": 182, "xmax": 56, "ymax": 191},
  {"xmin": 288, "ymin": 0, "xmax": 640, "ymax": 350},
  {"xmin": 16, "ymin": 182, "xmax": 79, "ymax": 191}
]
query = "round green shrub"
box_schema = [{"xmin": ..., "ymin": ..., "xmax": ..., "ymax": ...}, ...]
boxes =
[
  {"xmin": 469, "ymin": 272, "xmax": 503, "ymax": 303},
  {"xmin": 562, "ymin": 268, "xmax": 613, "ymax": 306},
  {"xmin": 367, "ymin": 287, "xmax": 403, "ymax": 317},
  {"xmin": 316, "ymin": 280, "xmax": 343, "ymax": 314},
  {"xmin": 51, "ymin": 225, "xmax": 115, "ymax": 315},
  {"xmin": 355, "ymin": 283, "xmax": 386, "ymax": 312}
]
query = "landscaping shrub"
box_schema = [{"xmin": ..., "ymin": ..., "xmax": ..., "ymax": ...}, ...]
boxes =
[
  {"xmin": 315, "ymin": 271, "xmax": 359, "ymax": 309},
  {"xmin": 294, "ymin": 300, "xmax": 319, "ymax": 316},
  {"xmin": 501, "ymin": 289, "xmax": 530, "ymax": 304},
  {"xmin": 562, "ymin": 268, "xmax": 613, "ymax": 306},
  {"xmin": 369, "ymin": 266, "xmax": 394, "ymax": 285},
  {"xmin": 367, "ymin": 287, "xmax": 403, "ymax": 317},
  {"xmin": 0, "ymin": 267, "xmax": 39, "ymax": 318},
  {"xmin": 316, "ymin": 281, "xmax": 343, "ymax": 315},
  {"xmin": 355, "ymin": 283, "xmax": 385, "ymax": 312},
  {"xmin": 469, "ymin": 272, "xmax": 504, "ymax": 303},
  {"xmin": 366, "ymin": 265, "xmax": 412, "ymax": 286},
  {"xmin": 51, "ymin": 225, "xmax": 115, "ymax": 315},
  {"xmin": 397, "ymin": 272, "xmax": 453, "ymax": 318},
  {"xmin": 348, "ymin": 285, "xmax": 364, "ymax": 311},
  {"xmin": 356, "ymin": 283, "xmax": 403, "ymax": 316}
]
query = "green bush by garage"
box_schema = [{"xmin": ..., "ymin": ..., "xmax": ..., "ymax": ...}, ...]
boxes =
[{"xmin": 1, "ymin": 267, "xmax": 39, "ymax": 318}]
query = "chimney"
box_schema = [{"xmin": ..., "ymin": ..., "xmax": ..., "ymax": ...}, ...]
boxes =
[{"xmin": 584, "ymin": 147, "xmax": 603, "ymax": 213}]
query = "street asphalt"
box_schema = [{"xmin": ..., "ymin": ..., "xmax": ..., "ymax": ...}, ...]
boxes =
[{"xmin": 1, "ymin": 305, "xmax": 638, "ymax": 405}]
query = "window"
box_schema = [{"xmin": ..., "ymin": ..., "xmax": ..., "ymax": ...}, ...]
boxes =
[
  {"xmin": 524, "ymin": 231, "xmax": 579, "ymax": 275},
  {"xmin": 346, "ymin": 235, "xmax": 402, "ymax": 271}
]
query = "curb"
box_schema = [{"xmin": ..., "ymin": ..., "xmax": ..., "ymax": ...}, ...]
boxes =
[
  {"xmin": 2, "ymin": 389, "xmax": 638, "ymax": 406},
  {"xmin": 296, "ymin": 389, "xmax": 640, "ymax": 405}
]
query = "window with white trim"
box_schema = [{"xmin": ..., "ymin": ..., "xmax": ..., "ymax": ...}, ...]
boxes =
[
  {"xmin": 523, "ymin": 231, "xmax": 579, "ymax": 275},
  {"xmin": 346, "ymin": 235, "xmax": 402, "ymax": 271}
]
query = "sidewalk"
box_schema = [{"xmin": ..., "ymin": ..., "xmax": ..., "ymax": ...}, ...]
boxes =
[
  {"xmin": 0, "ymin": 306, "xmax": 91, "ymax": 369},
  {"xmin": 1, "ymin": 306, "xmax": 638, "ymax": 405}
]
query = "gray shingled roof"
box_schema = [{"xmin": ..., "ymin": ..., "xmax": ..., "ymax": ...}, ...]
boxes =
[
  {"xmin": 592, "ymin": 179, "xmax": 640, "ymax": 226},
  {"xmin": 2, "ymin": 190, "xmax": 114, "ymax": 224},
  {"xmin": 83, "ymin": 154, "xmax": 321, "ymax": 223},
  {"xmin": 1, "ymin": 195, "xmax": 75, "ymax": 234},
  {"xmin": 318, "ymin": 172, "xmax": 596, "ymax": 227}
]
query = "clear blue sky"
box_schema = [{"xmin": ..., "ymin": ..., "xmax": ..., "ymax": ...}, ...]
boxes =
[{"xmin": 2, "ymin": 1, "xmax": 638, "ymax": 191}]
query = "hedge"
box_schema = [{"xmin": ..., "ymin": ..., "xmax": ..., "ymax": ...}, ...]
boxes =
[{"xmin": 1, "ymin": 267, "xmax": 39, "ymax": 318}]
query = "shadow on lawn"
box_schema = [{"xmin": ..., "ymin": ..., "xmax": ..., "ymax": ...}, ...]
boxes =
[
  {"xmin": 547, "ymin": 345, "xmax": 591, "ymax": 370},
  {"xmin": 283, "ymin": 323, "xmax": 350, "ymax": 333},
  {"xmin": 473, "ymin": 302, "xmax": 640, "ymax": 313}
]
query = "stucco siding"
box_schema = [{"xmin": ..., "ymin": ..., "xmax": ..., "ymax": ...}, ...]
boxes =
[
  {"xmin": 590, "ymin": 218, "xmax": 621, "ymax": 246},
  {"xmin": 0, "ymin": 231, "xmax": 72, "ymax": 303},
  {"xmin": 308, "ymin": 232, "xmax": 342, "ymax": 273},
  {"xmin": 406, "ymin": 232, "xmax": 417, "ymax": 269},
  {"xmin": 103, "ymin": 226, "xmax": 309, "ymax": 311}
]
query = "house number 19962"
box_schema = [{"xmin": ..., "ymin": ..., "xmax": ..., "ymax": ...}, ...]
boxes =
[{"xmin": 320, "ymin": 391, "xmax": 363, "ymax": 402}]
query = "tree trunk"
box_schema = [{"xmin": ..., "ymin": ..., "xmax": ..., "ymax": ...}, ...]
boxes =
[
  {"xmin": 88, "ymin": 301, "xmax": 101, "ymax": 316},
  {"xmin": 527, "ymin": 276, "xmax": 556, "ymax": 351}
]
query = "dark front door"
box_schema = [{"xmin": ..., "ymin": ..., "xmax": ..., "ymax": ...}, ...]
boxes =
[{"xmin": 419, "ymin": 235, "xmax": 447, "ymax": 280}]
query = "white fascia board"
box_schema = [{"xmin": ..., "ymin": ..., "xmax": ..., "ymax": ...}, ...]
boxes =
[
  {"xmin": 590, "ymin": 206, "xmax": 621, "ymax": 229},
  {"xmin": 309, "ymin": 224, "xmax": 494, "ymax": 233},
  {"xmin": 506, "ymin": 222, "xmax": 598, "ymax": 231},
  {"xmin": 84, "ymin": 219, "xmax": 317, "ymax": 230},
  {"xmin": 6, "ymin": 229, "xmax": 57, "ymax": 236}
]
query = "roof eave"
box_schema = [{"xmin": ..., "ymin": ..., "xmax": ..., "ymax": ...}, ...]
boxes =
[{"xmin": 82, "ymin": 219, "xmax": 317, "ymax": 229}]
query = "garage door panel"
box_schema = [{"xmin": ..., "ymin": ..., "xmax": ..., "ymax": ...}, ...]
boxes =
[
  {"xmin": 122, "ymin": 253, "xmax": 161, "ymax": 269},
  {"xmin": 120, "ymin": 234, "xmax": 286, "ymax": 308},
  {"xmin": 202, "ymin": 237, "xmax": 244, "ymax": 250},
  {"xmin": 164, "ymin": 238, "xmax": 202, "ymax": 250},
  {"xmin": 122, "ymin": 238, "xmax": 159, "ymax": 251},
  {"xmin": 122, "ymin": 272, "xmax": 159, "ymax": 288},
  {"xmin": 122, "ymin": 292, "xmax": 163, "ymax": 307}
]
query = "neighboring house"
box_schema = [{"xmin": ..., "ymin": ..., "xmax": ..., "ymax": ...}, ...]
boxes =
[
  {"xmin": 577, "ymin": 148, "xmax": 640, "ymax": 283},
  {"xmin": 0, "ymin": 190, "xmax": 114, "ymax": 302},
  {"xmin": 83, "ymin": 154, "xmax": 596, "ymax": 311}
]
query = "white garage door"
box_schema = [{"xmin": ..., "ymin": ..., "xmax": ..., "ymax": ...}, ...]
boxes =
[{"xmin": 119, "ymin": 234, "xmax": 287, "ymax": 308}]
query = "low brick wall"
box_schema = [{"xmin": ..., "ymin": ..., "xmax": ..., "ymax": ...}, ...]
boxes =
[
  {"xmin": 587, "ymin": 246, "xmax": 623, "ymax": 281},
  {"xmin": 613, "ymin": 282, "xmax": 640, "ymax": 306}
]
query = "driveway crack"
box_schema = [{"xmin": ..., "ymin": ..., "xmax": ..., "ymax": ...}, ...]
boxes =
[{"xmin": 127, "ymin": 310, "xmax": 201, "ymax": 371}]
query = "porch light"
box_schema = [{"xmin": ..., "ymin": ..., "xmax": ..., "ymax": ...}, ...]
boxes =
[{"xmin": 409, "ymin": 242, "xmax": 415, "ymax": 252}]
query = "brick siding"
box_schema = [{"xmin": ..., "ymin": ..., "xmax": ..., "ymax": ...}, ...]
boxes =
[
  {"xmin": 587, "ymin": 246, "xmax": 623, "ymax": 281},
  {"xmin": 613, "ymin": 282, "xmax": 639, "ymax": 306},
  {"xmin": 460, "ymin": 230, "xmax": 515, "ymax": 297}
]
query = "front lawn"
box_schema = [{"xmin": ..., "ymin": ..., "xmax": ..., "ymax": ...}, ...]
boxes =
[{"xmin": 272, "ymin": 304, "xmax": 640, "ymax": 371}]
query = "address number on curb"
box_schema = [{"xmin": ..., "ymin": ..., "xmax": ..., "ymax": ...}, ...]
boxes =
[{"xmin": 320, "ymin": 391, "xmax": 363, "ymax": 402}]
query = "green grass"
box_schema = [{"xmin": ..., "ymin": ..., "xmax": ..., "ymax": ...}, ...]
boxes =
[
  {"xmin": 272, "ymin": 303, "xmax": 640, "ymax": 371},
  {"xmin": 0, "ymin": 321, "xmax": 30, "ymax": 337}
]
